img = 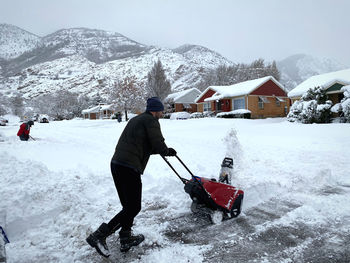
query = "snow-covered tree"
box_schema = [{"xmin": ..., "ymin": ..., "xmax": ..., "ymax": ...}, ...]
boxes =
[
  {"xmin": 109, "ymin": 76, "xmax": 145, "ymax": 121},
  {"xmin": 287, "ymin": 86, "xmax": 333, "ymax": 124},
  {"xmin": 196, "ymin": 59, "xmax": 280, "ymax": 90},
  {"xmin": 91, "ymin": 91, "xmax": 103, "ymax": 106},
  {"xmin": 31, "ymin": 90, "xmax": 87, "ymax": 120},
  {"xmin": 75, "ymin": 94, "xmax": 91, "ymax": 116},
  {"xmin": 10, "ymin": 93, "xmax": 24, "ymax": 117},
  {"xmin": 0, "ymin": 93, "xmax": 9, "ymax": 115},
  {"xmin": 146, "ymin": 59, "xmax": 171, "ymax": 100}
]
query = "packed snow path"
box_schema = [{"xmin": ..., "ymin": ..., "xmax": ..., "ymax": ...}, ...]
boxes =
[{"xmin": 0, "ymin": 117, "xmax": 349, "ymax": 262}]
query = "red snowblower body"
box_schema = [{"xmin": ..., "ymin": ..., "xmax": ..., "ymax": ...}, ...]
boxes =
[{"xmin": 163, "ymin": 155, "xmax": 244, "ymax": 223}]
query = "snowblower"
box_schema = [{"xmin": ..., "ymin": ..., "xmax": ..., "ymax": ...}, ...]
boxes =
[{"xmin": 162, "ymin": 155, "xmax": 244, "ymax": 224}]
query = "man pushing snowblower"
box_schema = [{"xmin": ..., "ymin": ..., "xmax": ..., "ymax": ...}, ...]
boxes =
[{"xmin": 86, "ymin": 97, "xmax": 177, "ymax": 258}]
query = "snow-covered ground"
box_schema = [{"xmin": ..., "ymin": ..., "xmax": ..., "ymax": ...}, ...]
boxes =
[{"xmin": 0, "ymin": 116, "xmax": 349, "ymax": 263}]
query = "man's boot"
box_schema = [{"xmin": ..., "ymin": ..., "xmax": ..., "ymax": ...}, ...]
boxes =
[
  {"xmin": 119, "ymin": 229, "xmax": 145, "ymax": 252},
  {"xmin": 86, "ymin": 223, "xmax": 111, "ymax": 258}
]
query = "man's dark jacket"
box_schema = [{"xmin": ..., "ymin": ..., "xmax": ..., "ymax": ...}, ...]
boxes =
[{"xmin": 112, "ymin": 112, "xmax": 168, "ymax": 174}]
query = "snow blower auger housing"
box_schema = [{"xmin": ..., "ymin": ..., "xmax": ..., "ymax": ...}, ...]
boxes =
[{"xmin": 162, "ymin": 155, "xmax": 244, "ymax": 224}]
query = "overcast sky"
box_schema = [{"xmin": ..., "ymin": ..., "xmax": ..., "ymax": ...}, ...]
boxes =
[{"xmin": 1, "ymin": 0, "xmax": 350, "ymax": 65}]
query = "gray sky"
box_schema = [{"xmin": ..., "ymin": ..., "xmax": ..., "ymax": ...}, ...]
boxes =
[{"xmin": 1, "ymin": 0, "xmax": 350, "ymax": 65}]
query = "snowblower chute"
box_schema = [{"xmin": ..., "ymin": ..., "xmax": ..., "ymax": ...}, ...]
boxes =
[{"xmin": 162, "ymin": 155, "xmax": 244, "ymax": 223}]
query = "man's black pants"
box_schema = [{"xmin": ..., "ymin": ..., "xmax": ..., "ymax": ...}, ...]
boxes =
[{"xmin": 107, "ymin": 163, "xmax": 142, "ymax": 233}]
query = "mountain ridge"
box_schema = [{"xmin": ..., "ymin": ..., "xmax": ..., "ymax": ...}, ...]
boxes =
[
  {"xmin": 0, "ymin": 24, "xmax": 233, "ymax": 99},
  {"xmin": 277, "ymin": 53, "xmax": 347, "ymax": 91},
  {"xmin": 0, "ymin": 24, "xmax": 348, "ymax": 100}
]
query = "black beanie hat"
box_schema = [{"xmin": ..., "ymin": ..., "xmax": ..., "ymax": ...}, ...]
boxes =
[
  {"xmin": 28, "ymin": 120, "xmax": 34, "ymax": 126},
  {"xmin": 146, "ymin": 97, "xmax": 164, "ymax": 112}
]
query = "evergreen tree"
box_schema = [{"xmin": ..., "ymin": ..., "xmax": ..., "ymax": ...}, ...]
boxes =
[
  {"xmin": 269, "ymin": 61, "xmax": 280, "ymax": 81},
  {"xmin": 287, "ymin": 86, "xmax": 332, "ymax": 123},
  {"xmin": 146, "ymin": 59, "xmax": 171, "ymax": 100}
]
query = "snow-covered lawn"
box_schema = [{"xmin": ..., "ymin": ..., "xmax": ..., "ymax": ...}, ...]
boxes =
[{"xmin": 0, "ymin": 117, "xmax": 349, "ymax": 262}]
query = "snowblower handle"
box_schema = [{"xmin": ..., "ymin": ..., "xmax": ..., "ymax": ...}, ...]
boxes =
[
  {"xmin": 161, "ymin": 155, "xmax": 188, "ymax": 184},
  {"xmin": 175, "ymin": 155, "xmax": 196, "ymax": 178}
]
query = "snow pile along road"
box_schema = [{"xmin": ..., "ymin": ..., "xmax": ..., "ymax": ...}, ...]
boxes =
[{"xmin": 0, "ymin": 117, "xmax": 349, "ymax": 262}]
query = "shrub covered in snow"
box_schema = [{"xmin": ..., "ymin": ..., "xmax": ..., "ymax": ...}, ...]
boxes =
[
  {"xmin": 342, "ymin": 87, "xmax": 350, "ymax": 122},
  {"xmin": 170, "ymin": 111, "xmax": 191, "ymax": 120},
  {"xmin": 190, "ymin": 112, "xmax": 204, "ymax": 118},
  {"xmin": 202, "ymin": 111, "xmax": 215, "ymax": 117},
  {"xmin": 287, "ymin": 86, "xmax": 332, "ymax": 124},
  {"xmin": 332, "ymin": 85, "xmax": 350, "ymax": 123},
  {"xmin": 216, "ymin": 109, "xmax": 251, "ymax": 119}
]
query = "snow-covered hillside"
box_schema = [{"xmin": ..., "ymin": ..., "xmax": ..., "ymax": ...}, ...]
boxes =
[
  {"xmin": 0, "ymin": 24, "xmax": 41, "ymax": 60},
  {"xmin": 277, "ymin": 54, "xmax": 347, "ymax": 91},
  {"xmin": 41, "ymin": 28, "xmax": 150, "ymax": 63},
  {"xmin": 0, "ymin": 25, "xmax": 233, "ymax": 99},
  {"xmin": 2, "ymin": 24, "xmax": 349, "ymax": 100},
  {"xmin": 0, "ymin": 117, "xmax": 349, "ymax": 262}
]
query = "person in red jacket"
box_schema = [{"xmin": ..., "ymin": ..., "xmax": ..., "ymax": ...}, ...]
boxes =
[{"xmin": 17, "ymin": 120, "xmax": 34, "ymax": 141}]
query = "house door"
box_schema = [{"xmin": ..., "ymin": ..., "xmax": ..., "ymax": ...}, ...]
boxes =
[
  {"xmin": 216, "ymin": 101, "xmax": 222, "ymax": 112},
  {"xmin": 222, "ymin": 99, "xmax": 231, "ymax": 112}
]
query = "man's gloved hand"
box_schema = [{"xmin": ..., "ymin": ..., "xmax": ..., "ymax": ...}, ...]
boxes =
[{"xmin": 166, "ymin": 148, "xmax": 177, "ymax": 156}]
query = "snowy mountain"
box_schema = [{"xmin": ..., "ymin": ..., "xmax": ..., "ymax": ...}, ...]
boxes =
[
  {"xmin": 1, "ymin": 24, "xmax": 348, "ymax": 99},
  {"xmin": 41, "ymin": 28, "xmax": 151, "ymax": 63},
  {"xmin": 0, "ymin": 25, "xmax": 233, "ymax": 99},
  {"xmin": 0, "ymin": 24, "xmax": 41, "ymax": 60},
  {"xmin": 277, "ymin": 54, "xmax": 347, "ymax": 91}
]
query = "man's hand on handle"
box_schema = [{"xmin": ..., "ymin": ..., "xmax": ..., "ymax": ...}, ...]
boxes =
[{"xmin": 166, "ymin": 148, "xmax": 177, "ymax": 156}]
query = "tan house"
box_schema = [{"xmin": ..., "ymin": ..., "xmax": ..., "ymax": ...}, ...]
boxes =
[
  {"xmin": 288, "ymin": 68, "xmax": 350, "ymax": 105},
  {"xmin": 164, "ymin": 88, "xmax": 201, "ymax": 113},
  {"xmin": 196, "ymin": 76, "xmax": 290, "ymax": 119},
  {"xmin": 82, "ymin": 103, "xmax": 114, "ymax": 120}
]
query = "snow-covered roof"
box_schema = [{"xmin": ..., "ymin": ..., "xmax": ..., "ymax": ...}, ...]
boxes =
[
  {"xmin": 82, "ymin": 104, "xmax": 113, "ymax": 114},
  {"xmin": 199, "ymin": 76, "xmax": 284, "ymax": 102},
  {"xmin": 165, "ymin": 88, "xmax": 201, "ymax": 103},
  {"xmin": 288, "ymin": 68, "xmax": 350, "ymax": 98}
]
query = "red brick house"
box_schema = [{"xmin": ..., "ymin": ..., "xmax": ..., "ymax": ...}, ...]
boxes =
[{"xmin": 196, "ymin": 76, "xmax": 291, "ymax": 118}]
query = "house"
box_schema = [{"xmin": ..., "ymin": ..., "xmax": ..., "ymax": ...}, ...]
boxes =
[
  {"xmin": 195, "ymin": 76, "xmax": 290, "ymax": 119},
  {"xmin": 82, "ymin": 103, "xmax": 114, "ymax": 120},
  {"xmin": 164, "ymin": 88, "xmax": 201, "ymax": 113},
  {"xmin": 288, "ymin": 68, "xmax": 350, "ymax": 105}
]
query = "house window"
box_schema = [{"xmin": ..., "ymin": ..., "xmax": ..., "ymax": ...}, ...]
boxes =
[
  {"xmin": 233, "ymin": 98, "xmax": 245, "ymax": 110},
  {"xmin": 203, "ymin": 102, "xmax": 211, "ymax": 112},
  {"xmin": 276, "ymin": 97, "xmax": 285, "ymax": 107},
  {"xmin": 276, "ymin": 99, "xmax": 280, "ymax": 107},
  {"xmin": 182, "ymin": 103, "xmax": 191, "ymax": 111},
  {"xmin": 258, "ymin": 97, "xmax": 264, "ymax": 109},
  {"xmin": 258, "ymin": 96, "xmax": 269, "ymax": 109}
]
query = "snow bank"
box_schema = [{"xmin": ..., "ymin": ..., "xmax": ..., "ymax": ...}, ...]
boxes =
[{"xmin": 0, "ymin": 117, "xmax": 349, "ymax": 262}]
